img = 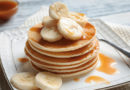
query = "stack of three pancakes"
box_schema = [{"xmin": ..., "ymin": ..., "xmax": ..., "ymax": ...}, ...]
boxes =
[{"xmin": 25, "ymin": 23, "xmax": 99, "ymax": 78}]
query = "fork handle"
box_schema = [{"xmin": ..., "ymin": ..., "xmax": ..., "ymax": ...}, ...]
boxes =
[{"xmin": 99, "ymin": 39, "xmax": 130, "ymax": 58}]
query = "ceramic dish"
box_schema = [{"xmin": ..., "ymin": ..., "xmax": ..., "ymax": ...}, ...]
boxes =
[{"xmin": 0, "ymin": 7, "xmax": 130, "ymax": 90}]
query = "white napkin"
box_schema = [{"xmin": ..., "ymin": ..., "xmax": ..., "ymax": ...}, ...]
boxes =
[{"xmin": 105, "ymin": 22, "xmax": 130, "ymax": 46}]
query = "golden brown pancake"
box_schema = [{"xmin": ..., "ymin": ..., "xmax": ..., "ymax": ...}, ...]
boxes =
[
  {"xmin": 30, "ymin": 57, "xmax": 97, "ymax": 72},
  {"xmin": 25, "ymin": 22, "xmax": 99, "ymax": 78},
  {"xmin": 25, "ymin": 40, "xmax": 99, "ymax": 66},
  {"xmin": 31, "ymin": 59, "xmax": 98, "ymax": 78},
  {"xmin": 28, "ymin": 23, "xmax": 96, "ymax": 52},
  {"xmin": 28, "ymin": 38, "xmax": 97, "ymax": 58}
]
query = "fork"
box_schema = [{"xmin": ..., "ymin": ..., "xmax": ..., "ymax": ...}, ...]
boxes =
[{"xmin": 97, "ymin": 38, "xmax": 130, "ymax": 58}]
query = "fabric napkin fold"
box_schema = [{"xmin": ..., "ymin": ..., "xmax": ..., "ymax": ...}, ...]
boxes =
[{"xmin": 105, "ymin": 22, "xmax": 130, "ymax": 46}]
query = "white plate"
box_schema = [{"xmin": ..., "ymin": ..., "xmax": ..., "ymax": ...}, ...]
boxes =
[
  {"xmin": 0, "ymin": 19, "xmax": 130, "ymax": 90},
  {"xmin": 0, "ymin": 6, "xmax": 130, "ymax": 90}
]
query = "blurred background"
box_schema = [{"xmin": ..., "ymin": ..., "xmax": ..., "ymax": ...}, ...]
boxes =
[{"xmin": 0, "ymin": 0, "xmax": 130, "ymax": 31}]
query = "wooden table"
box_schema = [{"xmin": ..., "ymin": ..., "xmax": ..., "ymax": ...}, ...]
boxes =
[{"xmin": 0, "ymin": 0, "xmax": 130, "ymax": 89}]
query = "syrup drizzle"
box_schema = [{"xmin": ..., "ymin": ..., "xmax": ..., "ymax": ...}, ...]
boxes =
[
  {"xmin": 85, "ymin": 75, "xmax": 109, "ymax": 84},
  {"xmin": 96, "ymin": 53, "xmax": 117, "ymax": 75},
  {"xmin": 73, "ymin": 78, "xmax": 80, "ymax": 82},
  {"xmin": 18, "ymin": 58, "xmax": 29, "ymax": 63}
]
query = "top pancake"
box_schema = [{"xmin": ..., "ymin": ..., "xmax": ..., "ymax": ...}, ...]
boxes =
[
  {"xmin": 28, "ymin": 23, "xmax": 96, "ymax": 52},
  {"xmin": 28, "ymin": 38, "xmax": 97, "ymax": 58}
]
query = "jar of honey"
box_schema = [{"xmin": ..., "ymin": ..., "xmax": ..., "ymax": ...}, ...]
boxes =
[{"xmin": 0, "ymin": 0, "xmax": 18, "ymax": 20}]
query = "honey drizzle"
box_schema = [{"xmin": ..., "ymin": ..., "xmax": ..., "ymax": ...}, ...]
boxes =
[
  {"xmin": 18, "ymin": 58, "xmax": 29, "ymax": 63},
  {"xmin": 73, "ymin": 78, "xmax": 80, "ymax": 82},
  {"xmin": 96, "ymin": 53, "xmax": 117, "ymax": 75},
  {"xmin": 85, "ymin": 75, "xmax": 109, "ymax": 84},
  {"xmin": 29, "ymin": 23, "xmax": 96, "ymax": 45},
  {"xmin": 30, "ymin": 24, "xmax": 43, "ymax": 33}
]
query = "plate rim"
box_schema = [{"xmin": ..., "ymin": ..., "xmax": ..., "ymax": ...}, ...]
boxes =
[{"xmin": 0, "ymin": 19, "xmax": 130, "ymax": 90}]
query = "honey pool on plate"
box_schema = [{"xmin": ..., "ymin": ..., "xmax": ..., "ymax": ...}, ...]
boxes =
[
  {"xmin": 97, "ymin": 53, "xmax": 117, "ymax": 75},
  {"xmin": 18, "ymin": 53, "xmax": 117, "ymax": 84},
  {"xmin": 73, "ymin": 53, "xmax": 117, "ymax": 84},
  {"xmin": 73, "ymin": 78, "xmax": 80, "ymax": 82},
  {"xmin": 18, "ymin": 58, "xmax": 29, "ymax": 63},
  {"xmin": 85, "ymin": 75, "xmax": 110, "ymax": 84}
]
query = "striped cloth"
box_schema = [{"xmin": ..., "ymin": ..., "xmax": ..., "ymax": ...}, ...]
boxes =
[{"xmin": 106, "ymin": 22, "xmax": 130, "ymax": 46}]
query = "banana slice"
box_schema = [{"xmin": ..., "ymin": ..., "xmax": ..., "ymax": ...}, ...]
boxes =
[
  {"xmin": 69, "ymin": 12, "xmax": 88, "ymax": 27},
  {"xmin": 41, "ymin": 26, "xmax": 62, "ymax": 42},
  {"xmin": 49, "ymin": 2, "xmax": 69, "ymax": 19},
  {"xmin": 10, "ymin": 72, "xmax": 38, "ymax": 90},
  {"xmin": 58, "ymin": 17, "xmax": 83, "ymax": 40},
  {"xmin": 42, "ymin": 16, "xmax": 58, "ymax": 27},
  {"xmin": 35, "ymin": 72, "xmax": 62, "ymax": 90}
]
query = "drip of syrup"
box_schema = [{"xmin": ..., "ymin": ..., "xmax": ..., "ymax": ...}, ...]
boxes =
[
  {"xmin": 30, "ymin": 24, "xmax": 43, "ymax": 33},
  {"xmin": 73, "ymin": 78, "xmax": 80, "ymax": 82},
  {"xmin": 96, "ymin": 53, "xmax": 117, "ymax": 75},
  {"xmin": 18, "ymin": 58, "xmax": 29, "ymax": 63},
  {"xmin": 85, "ymin": 76, "xmax": 109, "ymax": 84}
]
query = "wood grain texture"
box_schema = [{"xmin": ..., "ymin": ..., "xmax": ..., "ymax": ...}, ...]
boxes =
[
  {"xmin": 0, "ymin": 0, "xmax": 130, "ymax": 90},
  {"xmin": 1, "ymin": 0, "xmax": 130, "ymax": 31}
]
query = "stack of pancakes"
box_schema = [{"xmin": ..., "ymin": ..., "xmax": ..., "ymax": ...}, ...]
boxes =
[{"xmin": 25, "ymin": 23, "xmax": 99, "ymax": 78}]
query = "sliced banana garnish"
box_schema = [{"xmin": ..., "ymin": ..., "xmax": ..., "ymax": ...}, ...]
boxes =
[
  {"xmin": 58, "ymin": 17, "xmax": 83, "ymax": 40},
  {"xmin": 69, "ymin": 12, "xmax": 88, "ymax": 27},
  {"xmin": 49, "ymin": 2, "xmax": 69, "ymax": 19},
  {"xmin": 35, "ymin": 72, "xmax": 62, "ymax": 90},
  {"xmin": 10, "ymin": 72, "xmax": 38, "ymax": 90},
  {"xmin": 41, "ymin": 26, "xmax": 62, "ymax": 42},
  {"xmin": 42, "ymin": 16, "xmax": 58, "ymax": 27}
]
